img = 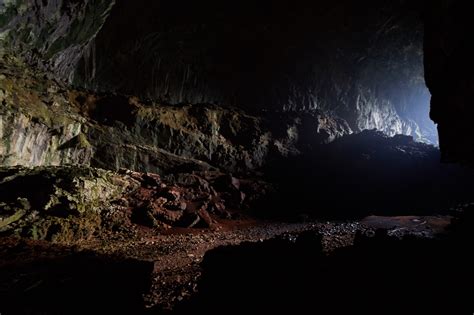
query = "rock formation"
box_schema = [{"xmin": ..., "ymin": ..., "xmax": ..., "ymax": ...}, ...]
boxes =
[
  {"xmin": 423, "ymin": 0, "xmax": 474, "ymax": 164},
  {"xmin": 0, "ymin": 54, "xmax": 350, "ymax": 173}
]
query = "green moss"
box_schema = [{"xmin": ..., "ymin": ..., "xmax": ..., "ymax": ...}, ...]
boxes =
[
  {"xmin": 29, "ymin": 224, "xmax": 39, "ymax": 240},
  {"xmin": 0, "ymin": 55, "xmax": 82, "ymax": 129},
  {"xmin": 0, "ymin": 209, "xmax": 26, "ymax": 229},
  {"xmin": 58, "ymin": 132, "xmax": 91, "ymax": 151},
  {"xmin": 0, "ymin": 165, "xmax": 134, "ymax": 242},
  {"xmin": 76, "ymin": 132, "xmax": 92, "ymax": 148}
]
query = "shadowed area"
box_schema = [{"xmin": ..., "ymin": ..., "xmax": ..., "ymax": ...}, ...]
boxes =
[{"xmin": 178, "ymin": 227, "xmax": 473, "ymax": 315}]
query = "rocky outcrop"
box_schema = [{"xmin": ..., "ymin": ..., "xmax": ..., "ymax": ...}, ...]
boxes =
[{"xmin": 83, "ymin": 100, "xmax": 351, "ymax": 173}]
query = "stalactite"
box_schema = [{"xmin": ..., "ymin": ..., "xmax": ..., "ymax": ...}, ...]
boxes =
[
  {"xmin": 91, "ymin": 37, "xmax": 96, "ymax": 81},
  {"xmin": 179, "ymin": 65, "xmax": 188, "ymax": 103}
]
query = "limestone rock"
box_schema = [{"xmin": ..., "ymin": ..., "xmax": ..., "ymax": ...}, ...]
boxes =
[{"xmin": 0, "ymin": 55, "xmax": 351, "ymax": 174}]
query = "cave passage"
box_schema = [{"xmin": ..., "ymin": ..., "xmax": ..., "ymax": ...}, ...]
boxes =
[{"xmin": 0, "ymin": 0, "xmax": 473, "ymax": 314}]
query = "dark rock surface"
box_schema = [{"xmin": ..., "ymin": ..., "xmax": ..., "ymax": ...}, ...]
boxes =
[
  {"xmin": 423, "ymin": 0, "xmax": 474, "ymax": 163},
  {"xmin": 8, "ymin": 0, "xmax": 474, "ymax": 166},
  {"xmin": 0, "ymin": 238, "xmax": 154, "ymax": 315},
  {"xmin": 72, "ymin": 0, "xmax": 435, "ymax": 142},
  {"xmin": 265, "ymin": 130, "xmax": 474, "ymax": 218},
  {"xmin": 179, "ymin": 224, "xmax": 473, "ymax": 315}
]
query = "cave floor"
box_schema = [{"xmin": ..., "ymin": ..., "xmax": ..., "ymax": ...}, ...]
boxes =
[{"xmin": 0, "ymin": 215, "xmax": 453, "ymax": 313}]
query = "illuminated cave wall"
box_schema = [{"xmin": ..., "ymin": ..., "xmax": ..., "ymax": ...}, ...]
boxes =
[{"xmin": 1, "ymin": 0, "xmax": 437, "ymax": 143}]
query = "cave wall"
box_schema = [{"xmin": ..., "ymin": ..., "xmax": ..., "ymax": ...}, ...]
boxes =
[
  {"xmin": 72, "ymin": 0, "xmax": 436, "ymax": 143},
  {"xmin": 0, "ymin": 55, "xmax": 350, "ymax": 173},
  {"xmin": 0, "ymin": 0, "xmax": 115, "ymax": 81},
  {"xmin": 423, "ymin": 0, "xmax": 474, "ymax": 163},
  {"xmin": 1, "ymin": 0, "xmax": 437, "ymax": 143}
]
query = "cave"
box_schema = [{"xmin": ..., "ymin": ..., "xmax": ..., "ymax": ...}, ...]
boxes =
[{"xmin": 0, "ymin": 0, "xmax": 473, "ymax": 314}]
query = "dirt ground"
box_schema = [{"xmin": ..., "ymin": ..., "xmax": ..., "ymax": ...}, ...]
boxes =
[{"xmin": 0, "ymin": 215, "xmax": 453, "ymax": 313}]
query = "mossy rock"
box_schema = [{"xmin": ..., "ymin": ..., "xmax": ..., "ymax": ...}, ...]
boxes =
[{"xmin": 0, "ymin": 165, "xmax": 138, "ymax": 242}]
